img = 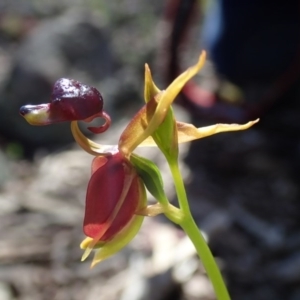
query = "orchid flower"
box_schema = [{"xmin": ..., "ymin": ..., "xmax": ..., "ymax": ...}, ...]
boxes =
[{"xmin": 20, "ymin": 52, "xmax": 257, "ymax": 299}]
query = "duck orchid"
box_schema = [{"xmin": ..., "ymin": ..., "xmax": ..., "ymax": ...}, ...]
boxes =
[{"xmin": 20, "ymin": 52, "xmax": 258, "ymax": 270}]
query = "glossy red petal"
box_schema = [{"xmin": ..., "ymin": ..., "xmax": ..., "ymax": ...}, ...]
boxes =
[{"xmin": 83, "ymin": 153, "xmax": 141, "ymax": 242}]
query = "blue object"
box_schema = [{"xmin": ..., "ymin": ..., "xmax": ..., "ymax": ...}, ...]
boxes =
[{"xmin": 202, "ymin": 0, "xmax": 300, "ymax": 85}]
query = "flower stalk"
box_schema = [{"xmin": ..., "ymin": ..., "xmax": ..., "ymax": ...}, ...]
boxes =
[{"xmin": 167, "ymin": 158, "xmax": 231, "ymax": 300}]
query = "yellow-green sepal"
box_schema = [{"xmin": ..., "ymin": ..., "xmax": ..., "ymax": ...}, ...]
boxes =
[
  {"xmin": 151, "ymin": 107, "xmax": 179, "ymax": 164},
  {"xmin": 88, "ymin": 215, "xmax": 144, "ymax": 268}
]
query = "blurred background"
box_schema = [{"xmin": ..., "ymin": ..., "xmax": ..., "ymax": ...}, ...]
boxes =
[{"xmin": 1, "ymin": 0, "xmax": 300, "ymax": 299}]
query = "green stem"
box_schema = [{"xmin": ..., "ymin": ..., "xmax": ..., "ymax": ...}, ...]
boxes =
[
  {"xmin": 168, "ymin": 159, "xmax": 191, "ymax": 214},
  {"xmin": 168, "ymin": 159, "xmax": 231, "ymax": 300},
  {"xmin": 181, "ymin": 218, "xmax": 230, "ymax": 300}
]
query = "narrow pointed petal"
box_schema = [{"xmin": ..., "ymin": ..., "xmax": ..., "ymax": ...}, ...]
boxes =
[
  {"xmin": 159, "ymin": 52, "xmax": 206, "ymax": 110},
  {"xmin": 80, "ymin": 237, "xmax": 104, "ymax": 250},
  {"xmin": 176, "ymin": 119, "xmax": 260, "ymax": 143},
  {"xmin": 80, "ymin": 237, "xmax": 94, "ymax": 249},
  {"xmin": 71, "ymin": 121, "xmax": 118, "ymax": 156},
  {"xmin": 147, "ymin": 51, "xmax": 206, "ymax": 130},
  {"xmin": 144, "ymin": 63, "xmax": 161, "ymax": 103},
  {"xmin": 138, "ymin": 119, "xmax": 259, "ymax": 146}
]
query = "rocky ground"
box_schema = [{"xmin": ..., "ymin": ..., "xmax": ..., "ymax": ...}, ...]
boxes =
[{"xmin": 1, "ymin": 1, "xmax": 300, "ymax": 300}]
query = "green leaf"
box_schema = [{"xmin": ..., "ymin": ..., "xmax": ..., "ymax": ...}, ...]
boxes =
[{"xmin": 130, "ymin": 154, "xmax": 169, "ymax": 206}]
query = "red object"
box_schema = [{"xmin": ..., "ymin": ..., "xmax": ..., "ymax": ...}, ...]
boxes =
[{"xmin": 83, "ymin": 153, "xmax": 141, "ymax": 242}]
